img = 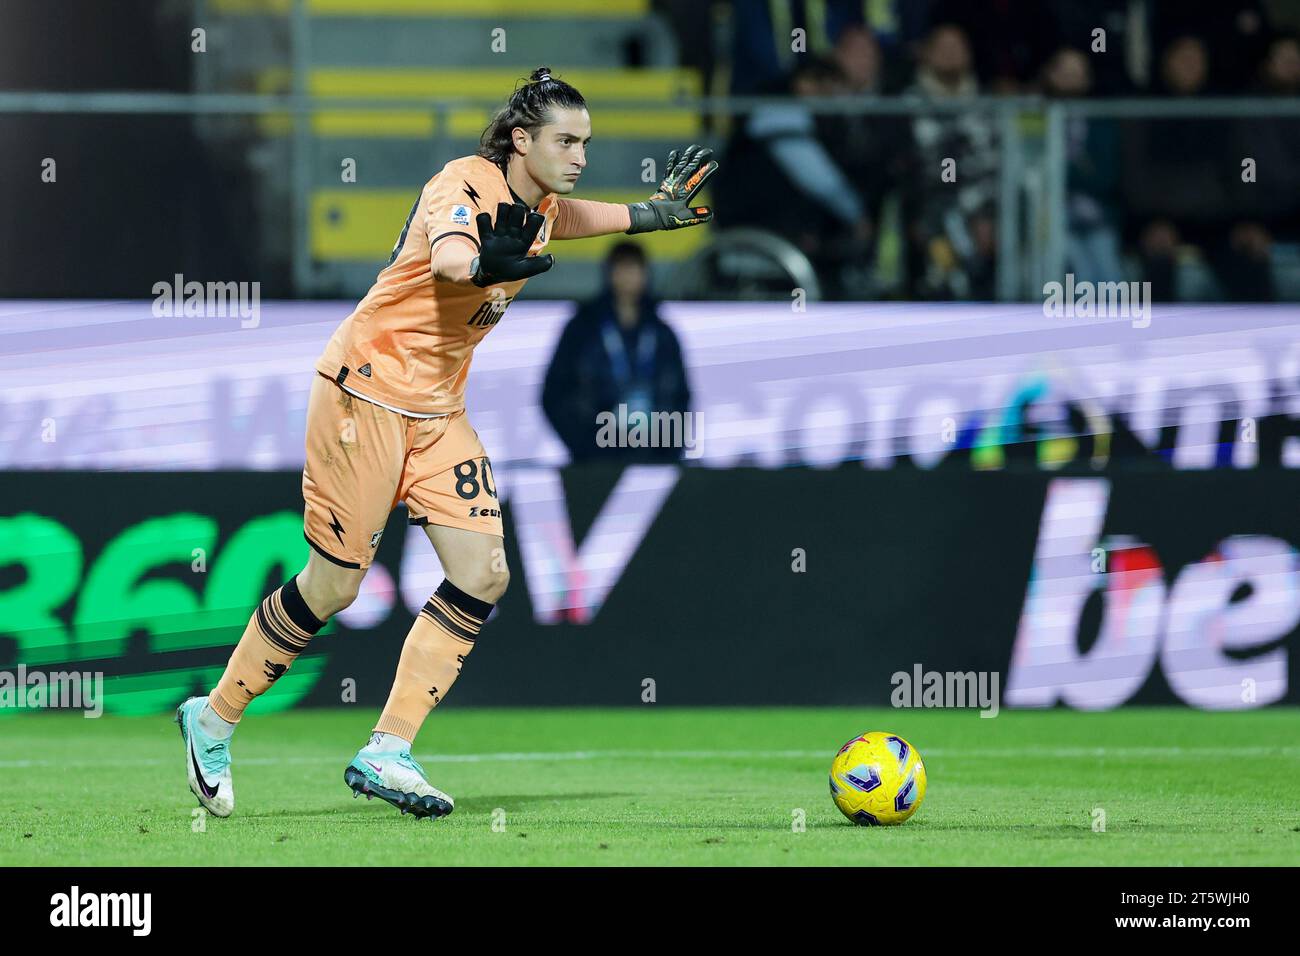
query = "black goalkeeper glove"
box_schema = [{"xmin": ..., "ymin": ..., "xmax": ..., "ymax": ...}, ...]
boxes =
[
  {"xmin": 626, "ymin": 144, "xmax": 719, "ymax": 234},
  {"xmin": 470, "ymin": 201, "xmax": 555, "ymax": 287}
]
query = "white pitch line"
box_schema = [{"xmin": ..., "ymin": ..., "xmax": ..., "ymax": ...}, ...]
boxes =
[{"xmin": 0, "ymin": 745, "xmax": 1297, "ymax": 770}]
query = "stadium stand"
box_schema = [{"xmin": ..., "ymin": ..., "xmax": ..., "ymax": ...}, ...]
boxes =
[{"xmin": 196, "ymin": 0, "xmax": 714, "ymax": 297}]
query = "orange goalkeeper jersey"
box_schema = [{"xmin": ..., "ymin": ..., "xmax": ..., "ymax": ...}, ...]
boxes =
[{"xmin": 315, "ymin": 154, "xmax": 565, "ymax": 417}]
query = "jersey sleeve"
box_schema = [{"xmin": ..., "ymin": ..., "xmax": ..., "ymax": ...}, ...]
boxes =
[
  {"xmin": 552, "ymin": 197, "xmax": 633, "ymax": 240},
  {"xmin": 422, "ymin": 173, "xmax": 486, "ymax": 255}
]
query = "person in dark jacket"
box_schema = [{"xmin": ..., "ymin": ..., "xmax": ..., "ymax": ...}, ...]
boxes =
[{"xmin": 542, "ymin": 242, "xmax": 692, "ymax": 463}]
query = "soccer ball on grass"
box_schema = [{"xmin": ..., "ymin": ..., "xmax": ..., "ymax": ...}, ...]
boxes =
[{"xmin": 829, "ymin": 732, "xmax": 927, "ymax": 826}]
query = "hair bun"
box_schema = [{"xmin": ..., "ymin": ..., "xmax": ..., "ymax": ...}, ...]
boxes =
[{"xmin": 532, "ymin": 67, "xmax": 552, "ymax": 83}]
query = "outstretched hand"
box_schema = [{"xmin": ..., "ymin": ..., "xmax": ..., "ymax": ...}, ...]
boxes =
[
  {"xmin": 470, "ymin": 201, "xmax": 555, "ymax": 287},
  {"xmin": 626, "ymin": 144, "xmax": 719, "ymax": 234}
]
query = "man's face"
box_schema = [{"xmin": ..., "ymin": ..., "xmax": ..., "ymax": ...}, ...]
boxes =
[
  {"xmin": 1163, "ymin": 38, "xmax": 1207, "ymax": 94},
  {"xmin": 925, "ymin": 26, "xmax": 971, "ymax": 84},
  {"xmin": 1045, "ymin": 50, "xmax": 1091, "ymax": 96},
  {"xmin": 516, "ymin": 106, "xmax": 591, "ymax": 195},
  {"xmin": 609, "ymin": 257, "xmax": 647, "ymax": 301},
  {"xmin": 836, "ymin": 28, "xmax": 881, "ymax": 90},
  {"xmin": 1266, "ymin": 39, "xmax": 1300, "ymax": 91}
]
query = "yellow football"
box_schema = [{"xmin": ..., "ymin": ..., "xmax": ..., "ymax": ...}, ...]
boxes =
[{"xmin": 829, "ymin": 732, "xmax": 928, "ymax": 826}]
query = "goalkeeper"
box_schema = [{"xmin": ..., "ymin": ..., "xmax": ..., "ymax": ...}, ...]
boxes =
[{"xmin": 174, "ymin": 67, "xmax": 718, "ymax": 822}]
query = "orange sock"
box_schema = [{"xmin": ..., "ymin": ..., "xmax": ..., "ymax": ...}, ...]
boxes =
[
  {"xmin": 210, "ymin": 575, "xmax": 325, "ymax": 722},
  {"xmin": 373, "ymin": 580, "xmax": 492, "ymax": 742}
]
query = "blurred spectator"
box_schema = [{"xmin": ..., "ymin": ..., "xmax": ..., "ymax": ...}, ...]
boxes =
[
  {"xmin": 1123, "ymin": 36, "xmax": 1275, "ymax": 300},
  {"xmin": 542, "ymin": 242, "xmax": 692, "ymax": 463},
  {"xmin": 820, "ymin": 24, "xmax": 912, "ymax": 295},
  {"xmin": 1041, "ymin": 47, "xmax": 1124, "ymax": 284},
  {"xmin": 1160, "ymin": 34, "xmax": 1209, "ymax": 94},
  {"xmin": 856, "ymin": 0, "xmax": 935, "ymax": 81},
  {"xmin": 903, "ymin": 23, "xmax": 999, "ymax": 299},
  {"xmin": 833, "ymin": 21, "xmax": 885, "ymax": 94},
  {"xmin": 713, "ymin": 55, "xmax": 877, "ymax": 298},
  {"xmin": 726, "ymin": 0, "xmax": 870, "ymax": 95},
  {"xmin": 1150, "ymin": 0, "xmax": 1272, "ymax": 93},
  {"xmin": 1256, "ymin": 32, "xmax": 1300, "ymax": 95},
  {"xmin": 925, "ymin": 0, "xmax": 1060, "ymax": 92},
  {"xmin": 1224, "ymin": 34, "xmax": 1300, "ymax": 268},
  {"xmin": 1041, "ymin": 0, "xmax": 1143, "ymax": 94}
]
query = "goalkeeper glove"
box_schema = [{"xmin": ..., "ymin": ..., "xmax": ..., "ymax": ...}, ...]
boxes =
[
  {"xmin": 470, "ymin": 201, "xmax": 555, "ymax": 287},
  {"xmin": 626, "ymin": 144, "xmax": 719, "ymax": 234}
]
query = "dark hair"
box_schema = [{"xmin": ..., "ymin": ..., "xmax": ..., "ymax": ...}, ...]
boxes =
[
  {"xmin": 478, "ymin": 67, "xmax": 587, "ymax": 170},
  {"xmin": 605, "ymin": 240, "xmax": 647, "ymax": 269},
  {"xmin": 789, "ymin": 54, "xmax": 843, "ymax": 90}
]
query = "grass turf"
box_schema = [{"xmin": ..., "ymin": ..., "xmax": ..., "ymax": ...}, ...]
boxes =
[{"xmin": 1, "ymin": 707, "xmax": 1297, "ymax": 866}]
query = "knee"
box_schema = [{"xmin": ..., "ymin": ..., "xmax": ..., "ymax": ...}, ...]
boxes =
[
  {"xmin": 307, "ymin": 580, "xmax": 361, "ymax": 620},
  {"xmin": 296, "ymin": 567, "xmax": 363, "ymax": 620},
  {"xmin": 452, "ymin": 563, "xmax": 509, "ymax": 607},
  {"xmin": 320, "ymin": 582, "xmax": 362, "ymax": 619},
  {"xmin": 486, "ymin": 565, "xmax": 510, "ymax": 604}
]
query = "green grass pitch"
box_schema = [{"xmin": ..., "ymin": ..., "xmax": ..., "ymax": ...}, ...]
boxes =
[{"xmin": 2, "ymin": 707, "xmax": 1297, "ymax": 866}]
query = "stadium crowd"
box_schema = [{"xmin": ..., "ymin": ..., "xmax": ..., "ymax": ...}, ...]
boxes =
[{"xmin": 661, "ymin": 0, "xmax": 1300, "ymax": 300}]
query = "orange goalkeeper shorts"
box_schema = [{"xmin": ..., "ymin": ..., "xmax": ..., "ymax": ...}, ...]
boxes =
[{"xmin": 302, "ymin": 372, "xmax": 503, "ymax": 569}]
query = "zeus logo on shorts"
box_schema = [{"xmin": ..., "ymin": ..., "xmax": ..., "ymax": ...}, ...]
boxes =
[
  {"xmin": 370, "ymin": 530, "xmax": 384, "ymax": 548},
  {"xmin": 469, "ymin": 507, "xmax": 501, "ymax": 519}
]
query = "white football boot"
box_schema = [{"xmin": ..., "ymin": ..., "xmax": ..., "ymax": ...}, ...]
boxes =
[
  {"xmin": 175, "ymin": 696, "xmax": 235, "ymax": 818},
  {"xmin": 344, "ymin": 745, "xmax": 454, "ymax": 820}
]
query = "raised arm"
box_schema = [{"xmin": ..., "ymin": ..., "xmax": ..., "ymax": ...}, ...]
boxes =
[
  {"xmin": 553, "ymin": 144, "xmax": 720, "ymax": 239},
  {"xmin": 552, "ymin": 197, "xmax": 633, "ymax": 240}
]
